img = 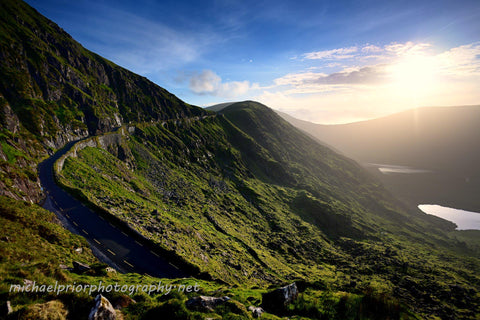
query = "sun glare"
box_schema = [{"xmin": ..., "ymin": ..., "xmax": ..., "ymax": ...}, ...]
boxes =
[{"xmin": 389, "ymin": 55, "xmax": 439, "ymax": 101}]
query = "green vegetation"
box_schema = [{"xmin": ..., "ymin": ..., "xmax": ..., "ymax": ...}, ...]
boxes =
[
  {"xmin": 1, "ymin": 195, "xmax": 413, "ymax": 319},
  {"xmin": 0, "ymin": 0, "xmax": 209, "ymax": 202},
  {"xmin": 55, "ymin": 102, "xmax": 480, "ymax": 318},
  {"xmin": 1, "ymin": 0, "xmax": 480, "ymax": 318}
]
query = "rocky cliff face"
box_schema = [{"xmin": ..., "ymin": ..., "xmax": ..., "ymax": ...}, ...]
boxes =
[{"xmin": 0, "ymin": 0, "xmax": 208, "ymax": 202}]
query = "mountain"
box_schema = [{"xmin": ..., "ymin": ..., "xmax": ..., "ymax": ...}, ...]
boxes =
[
  {"xmin": 56, "ymin": 100, "xmax": 480, "ymax": 317},
  {"xmin": 0, "ymin": 0, "xmax": 208, "ymax": 202},
  {"xmin": 1, "ymin": 1, "xmax": 480, "ymax": 319},
  {"xmin": 282, "ymin": 106, "xmax": 480, "ymax": 173},
  {"xmin": 277, "ymin": 106, "xmax": 480, "ymax": 211},
  {"xmin": 207, "ymin": 102, "xmax": 237, "ymax": 112}
]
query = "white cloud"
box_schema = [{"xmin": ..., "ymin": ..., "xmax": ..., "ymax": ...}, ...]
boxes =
[
  {"xmin": 384, "ymin": 42, "xmax": 431, "ymax": 56},
  {"xmin": 362, "ymin": 44, "xmax": 383, "ymax": 53},
  {"xmin": 274, "ymin": 72, "xmax": 327, "ymax": 86},
  {"xmin": 257, "ymin": 41, "xmax": 480, "ymax": 123},
  {"xmin": 275, "ymin": 41, "xmax": 480, "ymax": 90},
  {"xmin": 273, "ymin": 64, "xmax": 389, "ymax": 91},
  {"xmin": 435, "ymin": 42, "xmax": 480, "ymax": 76},
  {"xmin": 189, "ymin": 70, "xmax": 255, "ymax": 98},
  {"xmin": 303, "ymin": 46, "xmax": 358, "ymax": 60},
  {"xmin": 190, "ymin": 70, "xmax": 221, "ymax": 94}
]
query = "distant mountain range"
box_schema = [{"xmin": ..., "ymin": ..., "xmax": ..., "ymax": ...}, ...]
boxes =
[
  {"xmin": 277, "ymin": 106, "xmax": 480, "ymax": 174},
  {"xmin": 276, "ymin": 106, "xmax": 480, "ymax": 211}
]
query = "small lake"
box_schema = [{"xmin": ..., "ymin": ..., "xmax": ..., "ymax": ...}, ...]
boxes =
[
  {"xmin": 418, "ymin": 204, "xmax": 480, "ymax": 230},
  {"xmin": 366, "ymin": 163, "xmax": 431, "ymax": 174}
]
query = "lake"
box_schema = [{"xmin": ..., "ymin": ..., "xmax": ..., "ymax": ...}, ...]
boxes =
[
  {"xmin": 365, "ymin": 163, "xmax": 431, "ymax": 174},
  {"xmin": 418, "ymin": 204, "xmax": 480, "ymax": 230}
]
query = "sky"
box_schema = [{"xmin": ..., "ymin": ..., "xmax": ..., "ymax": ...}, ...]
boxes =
[{"xmin": 25, "ymin": 0, "xmax": 480, "ymax": 124}]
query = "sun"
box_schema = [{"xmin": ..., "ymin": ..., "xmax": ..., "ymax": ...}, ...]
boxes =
[{"xmin": 389, "ymin": 54, "xmax": 439, "ymax": 101}]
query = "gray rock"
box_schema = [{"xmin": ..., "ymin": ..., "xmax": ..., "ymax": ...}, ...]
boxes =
[
  {"xmin": 23, "ymin": 279, "xmax": 34, "ymax": 287},
  {"xmin": 262, "ymin": 282, "xmax": 298, "ymax": 312},
  {"xmin": 185, "ymin": 296, "xmax": 230, "ymax": 312},
  {"xmin": 88, "ymin": 294, "xmax": 116, "ymax": 320},
  {"xmin": 73, "ymin": 261, "xmax": 91, "ymax": 273},
  {"xmin": 248, "ymin": 305, "xmax": 265, "ymax": 318}
]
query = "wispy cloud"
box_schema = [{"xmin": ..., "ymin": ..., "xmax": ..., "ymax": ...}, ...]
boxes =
[
  {"xmin": 61, "ymin": 2, "xmax": 219, "ymax": 75},
  {"xmin": 276, "ymin": 65, "xmax": 389, "ymax": 88},
  {"xmin": 384, "ymin": 42, "xmax": 432, "ymax": 56},
  {"xmin": 435, "ymin": 43, "xmax": 480, "ymax": 76},
  {"xmin": 189, "ymin": 70, "xmax": 257, "ymax": 98},
  {"xmin": 257, "ymin": 41, "xmax": 480, "ymax": 123},
  {"xmin": 303, "ymin": 47, "xmax": 358, "ymax": 60},
  {"xmin": 361, "ymin": 44, "xmax": 383, "ymax": 53},
  {"xmin": 273, "ymin": 41, "xmax": 480, "ymax": 89}
]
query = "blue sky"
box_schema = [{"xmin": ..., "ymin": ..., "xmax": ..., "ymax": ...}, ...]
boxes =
[{"xmin": 25, "ymin": 0, "xmax": 480, "ymax": 123}]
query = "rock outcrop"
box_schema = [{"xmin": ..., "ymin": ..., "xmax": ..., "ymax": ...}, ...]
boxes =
[
  {"xmin": 0, "ymin": 0, "xmax": 209, "ymax": 203},
  {"xmin": 72, "ymin": 261, "xmax": 91, "ymax": 273},
  {"xmin": 88, "ymin": 294, "xmax": 117, "ymax": 320},
  {"xmin": 55, "ymin": 127, "xmax": 134, "ymax": 173},
  {"xmin": 185, "ymin": 296, "xmax": 230, "ymax": 312},
  {"xmin": 262, "ymin": 282, "xmax": 298, "ymax": 312},
  {"xmin": 248, "ymin": 305, "xmax": 265, "ymax": 318}
]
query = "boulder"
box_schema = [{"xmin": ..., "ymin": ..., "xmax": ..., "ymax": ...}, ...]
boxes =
[
  {"xmin": 88, "ymin": 294, "xmax": 116, "ymax": 320},
  {"xmin": 262, "ymin": 282, "xmax": 298, "ymax": 312},
  {"xmin": 248, "ymin": 305, "xmax": 265, "ymax": 318},
  {"xmin": 185, "ymin": 296, "xmax": 230, "ymax": 312},
  {"xmin": 73, "ymin": 261, "xmax": 91, "ymax": 273},
  {"xmin": 23, "ymin": 279, "xmax": 34, "ymax": 287}
]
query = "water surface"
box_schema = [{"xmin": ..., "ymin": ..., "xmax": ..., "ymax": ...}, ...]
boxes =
[
  {"xmin": 418, "ymin": 204, "xmax": 480, "ymax": 230},
  {"xmin": 366, "ymin": 163, "xmax": 431, "ymax": 174}
]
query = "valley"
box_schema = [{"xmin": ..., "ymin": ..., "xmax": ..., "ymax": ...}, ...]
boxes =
[
  {"xmin": 1, "ymin": 0, "xmax": 480, "ymax": 319},
  {"xmin": 278, "ymin": 106, "xmax": 480, "ymax": 213}
]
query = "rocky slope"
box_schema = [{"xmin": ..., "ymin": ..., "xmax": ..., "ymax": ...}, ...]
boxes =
[{"xmin": 0, "ymin": 0, "xmax": 208, "ymax": 202}]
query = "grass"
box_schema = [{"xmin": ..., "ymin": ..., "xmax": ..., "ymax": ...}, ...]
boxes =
[
  {"xmin": 0, "ymin": 195, "xmax": 283, "ymax": 319},
  {"xmin": 55, "ymin": 104, "xmax": 480, "ymax": 318}
]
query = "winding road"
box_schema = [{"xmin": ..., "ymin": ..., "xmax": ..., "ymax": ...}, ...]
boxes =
[{"xmin": 39, "ymin": 141, "xmax": 187, "ymax": 278}]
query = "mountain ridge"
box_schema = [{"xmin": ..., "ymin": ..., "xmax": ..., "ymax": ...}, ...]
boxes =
[
  {"xmin": 0, "ymin": 0, "xmax": 208, "ymax": 202},
  {"xmin": 1, "ymin": 1, "xmax": 480, "ymax": 319}
]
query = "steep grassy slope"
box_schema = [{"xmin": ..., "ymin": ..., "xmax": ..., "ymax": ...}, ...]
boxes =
[
  {"xmin": 58, "ymin": 102, "xmax": 480, "ymax": 319},
  {"xmin": 0, "ymin": 0, "xmax": 208, "ymax": 202},
  {"xmin": 0, "ymin": 196, "xmax": 293, "ymax": 320}
]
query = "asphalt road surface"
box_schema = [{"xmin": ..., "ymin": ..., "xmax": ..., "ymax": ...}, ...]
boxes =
[{"xmin": 38, "ymin": 141, "xmax": 187, "ymax": 278}]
